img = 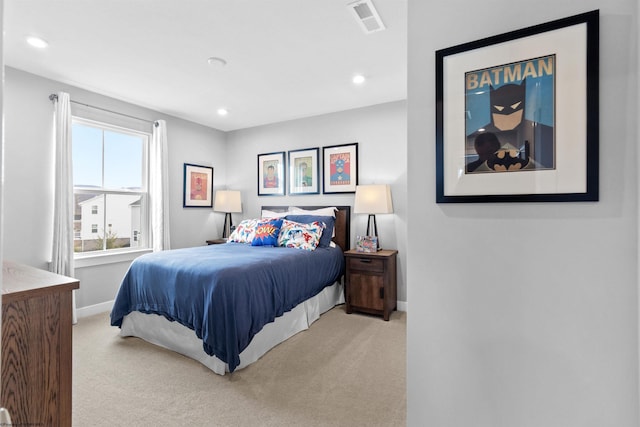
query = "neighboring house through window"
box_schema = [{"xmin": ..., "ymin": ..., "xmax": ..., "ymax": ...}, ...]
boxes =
[{"xmin": 72, "ymin": 117, "xmax": 150, "ymax": 254}]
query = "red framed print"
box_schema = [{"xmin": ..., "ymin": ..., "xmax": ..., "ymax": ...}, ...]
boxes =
[
  {"xmin": 183, "ymin": 163, "xmax": 213, "ymax": 207},
  {"xmin": 322, "ymin": 143, "xmax": 358, "ymax": 194}
]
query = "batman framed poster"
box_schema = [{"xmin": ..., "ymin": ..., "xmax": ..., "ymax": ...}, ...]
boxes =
[{"xmin": 435, "ymin": 10, "xmax": 599, "ymax": 203}]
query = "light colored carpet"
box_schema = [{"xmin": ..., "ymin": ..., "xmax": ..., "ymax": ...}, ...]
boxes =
[{"xmin": 72, "ymin": 306, "xmax": 406, "ymax": 426}]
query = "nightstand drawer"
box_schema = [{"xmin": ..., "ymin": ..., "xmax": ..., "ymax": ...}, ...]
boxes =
[{"xmin": 347, "ymin": 256, "xmax": 385, "ymax": 273}]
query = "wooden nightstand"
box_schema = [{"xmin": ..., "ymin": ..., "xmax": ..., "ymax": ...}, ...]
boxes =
[
  {"xmin": 344, "ymin": 249, "xmax": 398, "ymax": 321},
  {"xmin": 206, "ymin": 238, "xmax": 228, "ymax": 245}
]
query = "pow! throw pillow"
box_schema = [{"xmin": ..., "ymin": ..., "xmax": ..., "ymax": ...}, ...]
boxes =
[{"xmin": 251, "ymin": 218, "xmax": 283, "ymax": 247}]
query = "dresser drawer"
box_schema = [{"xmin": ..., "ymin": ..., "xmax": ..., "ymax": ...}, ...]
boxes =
[{"xmin": 348, "ymin": 256, "xmax": 385, "ymax": 273}]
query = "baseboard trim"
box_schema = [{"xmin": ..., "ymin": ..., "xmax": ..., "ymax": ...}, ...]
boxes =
[
  {"xmin": 397, "ymin": 301, "xmax": 407, "ymax": 312},
  {"xmin": 77, "ymin": 300, "xmax": 113, "ymax": 319}
]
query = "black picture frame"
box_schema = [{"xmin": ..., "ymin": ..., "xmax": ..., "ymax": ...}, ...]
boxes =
[
  {"xmin": 435, "ymin": 10, "xmax": 599, "ymax": 203},
  {"xmin": 288, "ymin": 147, "xmax": 320, "ymax": 195},
  {"xmin": 257, "ymin": 151, "xmax": 286, "ymax": 196},
  {"xmin": 322, "ymin": 142, "xmax": 359, "ymax": 194},
  {"xmin": 183, "ymin": 163, "xmax": 214, "ymax": 208}
]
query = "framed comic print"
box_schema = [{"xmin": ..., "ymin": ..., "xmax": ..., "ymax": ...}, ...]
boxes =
[
  {"xmin": 288, "ymin": 148, "xmax": 320, "ymax": 195},
  {"xmin": 322, "ymin": 143, "xmax": 359, "ymax": 194},
  {"xmin": 183, "ymin": 163, "xmax": 213, "ymax": 207},
  {"xmin": 436, "ymin": 10, "xmax": 599, "ymax": 203},
  {"xmin": 257, "ymin": 151, "xmax": 285, "ymax": 196}
]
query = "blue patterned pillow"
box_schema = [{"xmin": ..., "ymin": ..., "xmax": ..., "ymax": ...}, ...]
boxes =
[{"xmin": 251, "ymin": 218, "xmax": 283, "ymax": 247}]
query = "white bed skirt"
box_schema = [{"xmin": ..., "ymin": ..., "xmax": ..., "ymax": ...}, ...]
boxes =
[{"xmin": 119, "ymin": 282, "xmax": 345, "ymax": 375}]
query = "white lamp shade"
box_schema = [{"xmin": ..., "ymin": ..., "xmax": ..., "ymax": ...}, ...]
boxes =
[
  {"xmin": 213, "ymin": 190, "xmax": 242, "ymax": 213},
  {"xmin": 353, "ymin": 184, "xmax": 393, "ymax": 214}
]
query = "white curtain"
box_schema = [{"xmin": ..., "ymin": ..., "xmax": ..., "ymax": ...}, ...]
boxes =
[
  {"xmin": 50, "ymin": 91, "xmax": 77, "ymax": 323},
  {"xmin": 150, "ymin": 120, "xmax": 170, "ymax": 251}
]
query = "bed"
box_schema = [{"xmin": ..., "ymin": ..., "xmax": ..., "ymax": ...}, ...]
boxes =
[{"xmin": 110, "ymin": 205, "xmax": 350, "ymax": 375}]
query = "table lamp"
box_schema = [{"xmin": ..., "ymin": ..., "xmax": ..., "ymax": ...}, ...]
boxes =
[
  {"xmin": 213, "ymin": 190, "xmax": 242, "ymax": 239},
  {"xmin": 353, "ymin": 184, "xmax": 393, "ymax": 251}
]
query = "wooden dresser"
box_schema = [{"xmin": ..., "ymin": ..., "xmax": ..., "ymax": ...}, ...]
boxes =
[{"xmin": 1, "ymin": 261, "xmax": 79, "ymax": 427}]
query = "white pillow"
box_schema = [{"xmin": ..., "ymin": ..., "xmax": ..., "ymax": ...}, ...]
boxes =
[
  {"xmin": 288, "ymin": 206, "xmax": 337, "ymax": 218},
  {"xmin": 261, "ymin": 209, "xmax": 288, "ymax": 219}
]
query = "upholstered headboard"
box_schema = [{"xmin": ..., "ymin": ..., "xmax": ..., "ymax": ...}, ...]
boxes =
[{"xmin": 261, "ymin": 205, "xmax": 351, "ymax": 251}]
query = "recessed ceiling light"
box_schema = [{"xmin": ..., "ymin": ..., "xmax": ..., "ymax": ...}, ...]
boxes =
[
  {"xmin": 352, "ymin": 74, "xmax": 366, "ymax": 85},
  {"xmin": 207, "ymin": 57, "xmax": 227, "ymax": 68},
  {"xmin": 217, "ymin": 108, "xmax": 228, "ymax": 116},
  {"xmin": 26, "ymin": 36, "xmax": 48, "ymax": 49}
]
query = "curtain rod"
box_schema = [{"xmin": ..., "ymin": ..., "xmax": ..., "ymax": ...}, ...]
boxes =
[{"xmin": 49, "ymin": 94, "xmax": 159, "ymax": 127}]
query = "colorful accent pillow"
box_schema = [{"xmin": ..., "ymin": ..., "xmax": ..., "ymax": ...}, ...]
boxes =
[
  {"xmin": 228, "ymin": 219, "xmax": 258, "ymax": 243},
  {"xmin": 251, "ymin": 218, "xmax": 283, "ymax": 247},
  {"xmin": 284, "ymin": 214, "xmax": 335, "ymax": 248},
  {"xmin": 278, "ymin": 219, "xmax": 325, "ymax": 251}
]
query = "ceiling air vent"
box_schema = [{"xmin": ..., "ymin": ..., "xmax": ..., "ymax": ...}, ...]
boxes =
[{"xmin": 348, "ymin": 0, "xmax": 386, "ymax": 34}]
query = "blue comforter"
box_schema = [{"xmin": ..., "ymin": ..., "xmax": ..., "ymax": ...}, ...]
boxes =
[{"xmin": 110, "ymin": 243, "xmax": 344, "ymax": 372}]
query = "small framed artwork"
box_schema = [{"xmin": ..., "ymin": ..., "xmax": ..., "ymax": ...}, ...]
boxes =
[
  {"xmin": 257, "ymin": 151, "xmax": 286, "ymax": 196},
  {"xmin": 183, "ymin": 163, "xmax": 214, "ymax": 208},
  {"xmin": 355, "ymin": 235, "xmax": 377, "ymax": 253},
  {"xmin": 436, "ymin": 10, "xmax": 599, "ymax": 203},
  {"xmin": 288, "ymin": 148, "xmax": 320, "ymax": 195},
  {"xmin": 322, "ymin": 142, "xmax": 359, "ymax": 194}
]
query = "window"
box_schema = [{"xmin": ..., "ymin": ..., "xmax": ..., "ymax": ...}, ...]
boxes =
[{"xmin": 72, "ymin": 117, "xmax": 149, "ymax": 254}]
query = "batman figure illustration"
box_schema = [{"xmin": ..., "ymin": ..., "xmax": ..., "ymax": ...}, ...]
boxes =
[{"xmin": 466, "ymin": 78, "xmax": 555, "ymax": 173}]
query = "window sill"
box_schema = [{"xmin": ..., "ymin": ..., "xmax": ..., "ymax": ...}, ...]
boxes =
[{"xmin": 74, "ymin": 248, "xmax": 152, "ymax": 269}]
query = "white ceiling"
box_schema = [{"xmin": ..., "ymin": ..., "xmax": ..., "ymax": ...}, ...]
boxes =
[{"xmin": 4, "ymin": 0, "xmax": 407, "ymax": 132}]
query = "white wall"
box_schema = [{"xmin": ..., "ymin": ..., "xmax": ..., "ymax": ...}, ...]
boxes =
[
  {"xmin": 407, "ymin": 2, "xmax": 638, "ymax": 426},
  {"xmin": 227, "ymin": 101, "xmax": 408, "ymax": 304},
  {"xmin": 2, "ymin": 67, "xmax": 228, "ymax": 309}
]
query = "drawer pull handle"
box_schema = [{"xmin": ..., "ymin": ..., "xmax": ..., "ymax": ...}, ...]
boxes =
[{"xmin": 359, "ymin": 259, "xmax": 372, "ymax": 263}]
